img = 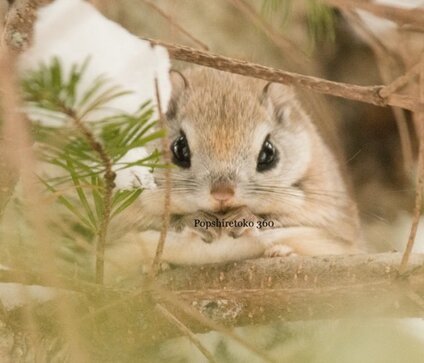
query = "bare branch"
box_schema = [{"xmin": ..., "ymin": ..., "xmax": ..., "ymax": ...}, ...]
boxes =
[
  {"xmin": 155, "ymin": 303, "xmax": 218, "ymax": 363},
  {"xmin": 324, "ymin": 0, "xmax": 424, "ymax": 30},
  {"xmin": 156, "ymin": 288, "xmax": 279, "ymax": 363},
  {"xmin": 226, "ymin": 0, "xmax": 309, "ymax": 67},
  {"xmin": 4, "ymin": 253, "xmax": 424, "ymax": 349},
  {"xmin": 400, "ymin": 55, "xmax": 424, "ymax": 273},
  {"xmin": 379, "ymin": 62, "xmax": 420, "ymax": 98},
  {"xmin": 140, "ymin": 0, "xmax": 209, "ymax": 50},
  {"xmin": 343, "ymin": 9, "xmax": 415, "ymax": 176},
  {"xmin": 146, "ymin": 38, "xmax": 419, "ymax": 111},
  {"xmin": 150, "ymin": 78, "xmax": 171, "ymax": 278},
  {"xmin": 3, "ymin": 0, "xmax": 52, "ymax": 52}
]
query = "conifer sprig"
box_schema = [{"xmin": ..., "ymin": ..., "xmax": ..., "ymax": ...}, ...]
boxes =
[{"xmin": 21, "ymin": 58, "xmax": 165, "ymax": 282}]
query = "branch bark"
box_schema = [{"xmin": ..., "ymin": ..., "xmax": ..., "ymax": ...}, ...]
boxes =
[
  {"xmin": 154, "ymin": 253, "xmax": 424, "ymax": 327},
  {"xmin": 147, "ymin": 38, "xmax": 418, "ymax": 111},
  {"xmin": 3, "ymin": 0, "xmax": 52, "ymax": 52},
  {"xmin": 3, "ymin": 253, "xmax": 424, "ymax": 349},
  {"xmin": 324, "ymin": 0, "xmax": 424, "ymax": 30}
]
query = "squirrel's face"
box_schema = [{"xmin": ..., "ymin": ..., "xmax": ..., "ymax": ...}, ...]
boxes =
[{"xmin": 144, "ymin": 68, "xmax": 314, "ymax": 216}]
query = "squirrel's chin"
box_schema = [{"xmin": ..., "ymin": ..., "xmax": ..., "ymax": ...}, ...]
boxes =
[{"xmin": 208, "ymin": 203, "xmax": 248, "ymax": 215}]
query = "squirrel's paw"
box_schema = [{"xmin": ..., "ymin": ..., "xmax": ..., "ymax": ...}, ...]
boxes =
[
  {"xmin": 223, "ymin": 206, "xmax": 259, "ymax": 238},
  {"xmin": 171, "ymin": 211, "xmax": 221, "ymax": 243},
  {"xmin": 264, "ymin": 244, "xmax": 297, "ymax": 257}
]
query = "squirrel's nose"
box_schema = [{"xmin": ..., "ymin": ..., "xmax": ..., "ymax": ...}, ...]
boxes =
[{"xmin": 210, "ymin": 182, "xmax": 235, "ymax": 202}]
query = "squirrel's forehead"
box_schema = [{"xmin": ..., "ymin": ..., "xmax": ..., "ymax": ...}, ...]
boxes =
[{"xmin": 183, "ymin": 118, "xmax": 270, "ymax": 160}]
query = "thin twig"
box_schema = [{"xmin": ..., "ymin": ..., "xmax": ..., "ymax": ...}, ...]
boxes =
[
  {"xmin": 344, "ymin": 9, "xmax": 415, "ymax": 176},
  {"xmin": 140, "ymin": 0, "xmax": 209, "ymax": 50},
  {"xmin": 155, "ymin": 303, "xmax": 218, "ymax": 363},
  {"xmin": 156, "ymin": 287, "xmax": 278, "ymax": 363},
  {"xmin": 379, "ymin": 62, "xmax": 420, "ymax": 98},
  {"xmin": 146, "ymin": 37, "xmax": 418, "ymax": 111},
  {"xmin": 400, "ymin": 55, "xmax": 424, "ymax": 274},
  {"xmin": 407, "ymin": 290, "xmax": 424, "ymax": 311},
  {"xmin": 324, "ymin": 0, "xmax": 424, "ymax": 30},
  {"xmin": 149, "ymin": 78, "xmax": 171, "ymax": 278},
  {"xmin": 226, "ymin": 0, "xmax": 309, "ymax": 65}
]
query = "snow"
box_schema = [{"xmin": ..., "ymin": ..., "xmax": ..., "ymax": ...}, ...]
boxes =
[
  {"xmin": 0, "ymin": 283, "xmax": 57, "ymax": 311},
  {"xmin": 356, "ymin": 0, "xmax": 424, "ymax": 37},
  {"xmin": 113, "ymin": 147, "xmax": 157, "ymax": 190},
  {"xmin": 374, "ymin": 0, "xmax": 424, "ymax": 8},
  {"xmin": 0, "ymin": 0, "xmax": 170, "ymax": 310},
  {"xmin": 19, "ymin": 0, "xmax": 171, "ymax": 122},
  {"xmin": 18, "ymin": 0, "xmax": 170, "ymax": 191}
]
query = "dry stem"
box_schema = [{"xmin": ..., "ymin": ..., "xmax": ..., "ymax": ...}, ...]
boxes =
[
  {"xmin": 400, "ymin": 55, "xmax": 424, "ymax": 273},
  {"xmin": 344, "ymin": 9, "xmax": 415, "ymax": 175},
  {"xmin": 379, "ymin": 63, "xmax": 420, "ymax": 98},
  {"xmin": 140, "ymin": 0, "xmax": 209, "ymax": 50},
  {"xmin": 226, "ymin": 0, "xmax": 309, "ymax": 67},
  {"xmin": 146, "ymin": 38, "xmax": 418, "ymax": 111},
  {"xmin": 4, "ymin": 253, "xmax": 424, "ymax": 349},
  {"xmin": 324, "ymin": 0, "xmax": 424, "ymax": 30},
  {"xmin": 150, "ymin": 78, "xmax": 171, "ymax": 278},
  {"xmin": 156, "ymin": 287, "xmax": 279, "ymax": 363},
  {"xmin": 155, "ymin": 303, "xmax": 218, "ymax": 363}
]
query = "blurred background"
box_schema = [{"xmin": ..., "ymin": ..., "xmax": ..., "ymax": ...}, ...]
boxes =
[{"xmin": 1, "ymin": 0, "xmax": 424, "ymax": 361}]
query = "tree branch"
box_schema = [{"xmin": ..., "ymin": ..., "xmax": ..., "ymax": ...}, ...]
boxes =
[
  {"xmin": 3, "ymin": 252, "xmax": 424, "ymax": 348},
  {"xmin": 146, "ymin": 38, "xmax": 418, "ymax": 111},
  {"xmin": 155, "ymin": 303, "xmax": 218, "ymax": 363},
  {"xmin": 62, "ymin": 108, "xmax": 115, "ymax": 284},
  {"xmin": 324, "ymin": 0, "xmax": 424, "ymax": 30},
  {"xmin": 139, "ymin": 0, "xmax": 209, "ymax": 50},
  {"xmin": 153, "ymin": 253, "xmax": 424, "ymax": 325},
  {"xmin": 3, "ymin": 0, "xmax": 52, "ymax": 52}
]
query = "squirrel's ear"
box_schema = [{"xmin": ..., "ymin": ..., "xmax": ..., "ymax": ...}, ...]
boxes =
[
  {"xmin": 261, "ymin": 82, "xmax": 296, "ymax": 122},
  {"xmin": 262, "ymin": 82, "xmax": 296, "ymax": 110},
  {"xmin": 167, "ymin": 70, "xmax": 189, "ymax": 119}
]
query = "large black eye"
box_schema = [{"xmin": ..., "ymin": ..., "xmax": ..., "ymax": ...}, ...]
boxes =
[
  {"xmin": 257, "ymin": 137, "xmax": 278, "ymax": 172},
  {"xmin": 171, "ymin": 132, "xmax": 191, "ymax": 168}
]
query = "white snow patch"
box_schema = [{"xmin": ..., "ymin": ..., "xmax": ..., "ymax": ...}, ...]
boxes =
[
  {"xmin": 113, "ymin": 147, "xmax": 157, "ymax": 190},
  {"xmin": 375, "ymin": 0, "xmax": 424, "ymax": 8},
  {"xmin": 0, "ymin": 283, "xmax": 57, "ymax": 311},
  {"xmin": 388, "ymin": 213, "xmax": 424, "ymax": 253},
  {"xmin": 19, "ymin": 0, "xmax": 171, "ymax": 125},
  {"xmin": 356, "ymin": 0, "xmax": 424, "ymax": 37}
]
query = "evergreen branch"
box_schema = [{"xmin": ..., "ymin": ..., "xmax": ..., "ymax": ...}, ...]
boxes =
[
  {"xmin": 60, "ymin": 107, "xmax": 115, "ymax": 284},
  {"xmin": 39, "ymin": 177, "xmax": 96, "ymax": 230},
  {"xmin": 111, "ymin": 189, "xmax": 142, "ymax": 217},
  {"xmin": 66, "ymin": 158, "xmax": 98, "ymax": 228}
]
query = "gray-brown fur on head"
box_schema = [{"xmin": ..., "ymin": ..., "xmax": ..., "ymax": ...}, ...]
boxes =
[
  {"xmin": 167, "ymin": 68, "xmax": 269, "ymax": 161},
  {"xmin": 139, "ymin": 67, "xmax": 361, "ymax": 245}
]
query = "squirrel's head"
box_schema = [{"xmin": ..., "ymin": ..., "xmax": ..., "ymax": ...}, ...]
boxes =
[{"xmin": 146, "ymin": 68, "xmax": 317, "ymax": 216}]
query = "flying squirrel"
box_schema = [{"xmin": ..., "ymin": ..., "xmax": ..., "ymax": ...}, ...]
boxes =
[{"xmin": 106, "ymin": 67, "xmax": 362, "ymax": 278}]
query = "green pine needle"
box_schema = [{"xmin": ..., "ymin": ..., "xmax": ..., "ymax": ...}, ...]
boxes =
[{"xmin": 22, "ymin": 57, "xmax": 165, "ymax": 243}]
